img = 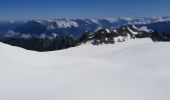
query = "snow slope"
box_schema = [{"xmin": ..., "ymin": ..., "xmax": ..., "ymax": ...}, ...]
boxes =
[{"xmin": 0, "ymin": 38, "xmax": 170, "ymax": 100}]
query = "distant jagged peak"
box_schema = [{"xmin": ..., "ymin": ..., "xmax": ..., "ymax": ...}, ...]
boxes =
[
  {"xmin": 24, "ymin": 16, "xmax": 170, "ymax": 27},
  {"xmin": 55, "ymin": 20, "xmax": 79, "ymax": 28},
  {"xmin": 106, "ymin": 17, "xmax": 118, "ymax": 23}
]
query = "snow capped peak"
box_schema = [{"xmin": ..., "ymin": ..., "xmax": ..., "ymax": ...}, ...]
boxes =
[
  {"xmin": 89, "ymin": 18, "xmax": 100, "ymax": 24},
  {"xmin": 150, "ymin": 16, "xmax": 170, "ymax": 22},
  {"xmin": 46, "ymin": 19, "xmax": 53, "ymax": 22},
  {"xmin": 35, "ymin": 20, "xmax": 41, "ymax": 23},
  {"xmin": 121, "ymin": 17, "xmax": 133, "ymax": 21},
  {"xmin": 56, "ymin": 20, "xmax": 79, "ymax": 28},
  {"xmin": 24, "ymin": 16, "xmax": 170, "ymax": 30},
  {"xmin": 9, "ymin": 20, "xmax": 15, "ymax": 24},
  {"xmin": 47, "ymin": 24, "xmax": 56, "ymax": 30},
  {"xmin": 106, "ymin": 18, "xmax": 118, "ymax": 23}
]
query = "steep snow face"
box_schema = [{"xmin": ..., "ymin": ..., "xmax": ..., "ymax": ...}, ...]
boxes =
[
  {"xmin": 89, "ymin": 18, "xmax": 100, "ymax": 24},
  {"xmin": 138, "ymin": 26, "xmax": 152, "ymax": 32},
  {"xmin": 106, "ymin": 29, "xmax": 110, "ymax": 33},
  {"xmin": 46, "ymin": 24, "xmax": 56, "ymax": 30},
  {"xmin": 0, "ymin": 39, "xmax": 170, "ymax": 100},
  {"xmin": 133, "ymin": 25, "xmax": 153, "ymax": 32},
  {"xmin": 127, "ymin": 27, "xmax": 138, "ymax": 34}
]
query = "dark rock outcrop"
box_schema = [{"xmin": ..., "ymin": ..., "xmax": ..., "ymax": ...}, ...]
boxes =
[
  {"xmin": 2, "ymin": 36, "xmax": 77, "ymax": 51},
  {"xmin": 79, "ymin": 26, "xmax": 151, "ymax": 45}
]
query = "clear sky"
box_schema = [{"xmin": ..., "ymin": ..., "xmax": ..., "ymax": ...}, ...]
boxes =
[{"xmin": 0, "ymin": 0, "xmax": 169, "ymax": 20}]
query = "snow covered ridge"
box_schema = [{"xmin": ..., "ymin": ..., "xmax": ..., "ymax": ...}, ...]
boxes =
[{"xmin": 0, "ymin": 38, "xmax": 170, "ymax": 100}]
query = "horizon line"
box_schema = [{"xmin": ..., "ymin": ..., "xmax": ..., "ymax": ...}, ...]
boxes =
[{"xmin": 0, "ymin": 16, "xmax": 170, "ymax": 22}]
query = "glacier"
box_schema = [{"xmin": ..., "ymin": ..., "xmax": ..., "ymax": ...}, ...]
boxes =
[{"xmin": 0, "ymin": 38, "xmax": 170, "ymax": 100}]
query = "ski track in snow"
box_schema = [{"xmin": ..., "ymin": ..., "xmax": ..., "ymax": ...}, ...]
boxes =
[{"xmin": 0, "ymin": 38, "xmax": 170, "ymax": 100}]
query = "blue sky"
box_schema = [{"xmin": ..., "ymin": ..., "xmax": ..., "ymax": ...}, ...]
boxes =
[{"xmin": 0, "ymin": 0, "xmax": 169, "ymax": 20}]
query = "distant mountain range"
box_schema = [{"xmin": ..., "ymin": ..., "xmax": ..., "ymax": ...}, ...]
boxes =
[
  {"xmin": 0, "ymin": 16, "xmax": 170, "ymax": 51},
  {"xmin": 0, "ymin": 16, "xmax": 170, "ymax": 39}
]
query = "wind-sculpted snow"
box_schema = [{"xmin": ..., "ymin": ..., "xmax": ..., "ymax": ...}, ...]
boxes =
[{"xmin": 0, "ymin": 38, "xmax": 170, "ymax": 100}]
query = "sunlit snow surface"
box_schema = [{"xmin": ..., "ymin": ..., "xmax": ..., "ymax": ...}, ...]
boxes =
[{"xmin": 0, "ymin": 38, "xmax": 170, "ymax": 100}]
